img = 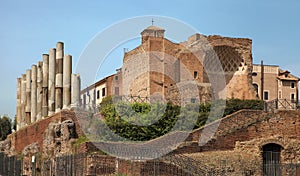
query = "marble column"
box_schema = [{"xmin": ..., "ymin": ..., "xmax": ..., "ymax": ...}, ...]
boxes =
[
  {"xmin": 25, "ymin": 69, "xmax": 31, "ymax": 125},
  {"xmin": 31, "ymin": 65, "xmax": 37, "ymax": 123},
  {"xmin": 21, "ymin": 74, "xmax": 27, "ymax": 128},
  {"xmin": 48, "ymin": 48, "xmax": 56, "ymax": 116},
  {"xmin": 42, "ymin": 54, "xmax": 49, "ymax": 118},
  {"xmin": 63, "ymin": 55, "xmax": 72, "ymax": 109},
  {"xmin": 36, "ymin": 61, "xmax": 43, "ymax": 121},
  {"xmin": 71, "ymin": 74, "xmax": 81, "ymax": 107},
  {"xmin": 55, "ymin": 42, "xmax": 64, "ymax": 112},
  {"xmin": 16, "ymin": 78, "xmax": 21, "ymax": 131}
]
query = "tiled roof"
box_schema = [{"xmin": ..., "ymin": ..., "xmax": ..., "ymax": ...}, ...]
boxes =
[{"xmin": 144, "ymin": 25, "xmax": 165, "ymax": 31}]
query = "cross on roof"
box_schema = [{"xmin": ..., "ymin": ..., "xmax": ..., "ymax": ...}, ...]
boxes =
[{"xmin": 151, "ymin": 18, "xmax": 154, "ymax": 26}]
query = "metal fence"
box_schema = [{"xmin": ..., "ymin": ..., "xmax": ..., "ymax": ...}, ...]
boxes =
[
  {"xmin": 265, "ymin": 99, "xmax": 300, "ymax": 112},
  {"xmin": 40, "ymin": 153, "xmax": 86, "ymax": 176},
  {"xmin": 1, "ymin": 151, "xmax": 300, "ymax": 175},
  {"xmin": 0, "ymin": 152, "xmax": 22, "ymax": 176}
]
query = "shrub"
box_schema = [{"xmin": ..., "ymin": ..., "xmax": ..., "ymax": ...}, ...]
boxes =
[{"xmin": 97, "ymin": 98, "xmax": 264, "ymax": 141}]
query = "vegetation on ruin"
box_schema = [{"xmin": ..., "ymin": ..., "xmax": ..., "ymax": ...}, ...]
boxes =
[
  {"xmin": 73, "ymin": 135, "xmax": 90, "ymax": 148},
  {"xmin": 89, "ymin": 96, "xmax": 263, "ymax": 142},
  {"xmin": 0, "ymin": 115, "xmax": 12, "ymax": 140}
]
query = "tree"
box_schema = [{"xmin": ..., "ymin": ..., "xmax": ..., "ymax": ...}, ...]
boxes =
[
  {"xmin": 13, "ymin": 115, "xmax": 17, "ymax": 131},
  {"xmin": 0, "ymin": 115, "xmax": 12, "ymax": 140}
]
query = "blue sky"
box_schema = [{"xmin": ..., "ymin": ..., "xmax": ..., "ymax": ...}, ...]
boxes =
[{"xmin": 0, "ymin": 0, "xmax": 299, "ymax": 118}]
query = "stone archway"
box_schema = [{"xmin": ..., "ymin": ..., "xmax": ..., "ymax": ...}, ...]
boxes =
[{"xmin": 262, "ymin": 143, "xmax": 283, "ymax": 176}]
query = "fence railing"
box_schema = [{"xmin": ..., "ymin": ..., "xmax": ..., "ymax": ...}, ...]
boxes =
[
  {"xmin": 265, "ymin": 99, "xmax": 300, "ymax": 112},
  {"xmin": 2, "ymin": 151, "xmax": 300, "ymax": 175},
  {"xmin": 0, "ymin": 152, "xmax": 22, "ymax": 176}
]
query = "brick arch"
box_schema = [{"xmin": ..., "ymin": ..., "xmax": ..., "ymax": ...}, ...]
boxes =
[
  {"xmin": 262, "ymin": 143, "xmax": 283, "ymax": 175},
  {"xmin": 259, "ymin": 139, "xmax": 286, "ymax": 151}
]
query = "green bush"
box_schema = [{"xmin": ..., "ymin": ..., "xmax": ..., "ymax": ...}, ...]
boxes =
[
  {"xmin": 0, "ymin": 115, "xmax": 12, "ymax": 140},
  {"xmin": 97, "ymin": 98, "xmax": 263, "ymax": 141}
]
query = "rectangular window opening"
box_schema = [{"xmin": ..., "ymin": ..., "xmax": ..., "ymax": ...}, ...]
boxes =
[
  {"xmin": 194, "ymin": 71, "xmax": 198, "ymax": 79},
  {"xmin": 291, "ymin": 82, "xmax": 295, "ymax": 88},
  {"xmin": 264, "ymin": 91, "xmax": 269, "ymax": 100},
  {"xmin": 97, "ymin": 90, "xmax": 100, "ymax": 99},
  {"xmin": 291, "ymin": 93, "xmax": 295, "ymax": 101},
  {"xmin": 115, "ymin": 87, "xmax": 119, "ymax": 95},
  {"xmin": 102, "ymin": 88, "xmax": 106, "ymax": 97}
]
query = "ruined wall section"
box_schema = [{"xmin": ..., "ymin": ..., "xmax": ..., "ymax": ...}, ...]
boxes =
[
  {"xmin": 10, "ymin": 110, "xmax": 83, "ymax": 154},
  {"xmin": 123, "ymin": 32, "xmax": 258, "ymax": 101},
  {"xmin": 177, "ymin": 110, "xmax": 300, "ymax": 163},
  {"xmin": 123, "ymin": 52, "xmax": 150, "ymax": 97},
  {"xmin": 207, "ymin": 35, "xmax": 257, "ymax": 99},
  {"xmin": 181, "ymin": 34, "xmax": 257, "ymax": 100}
]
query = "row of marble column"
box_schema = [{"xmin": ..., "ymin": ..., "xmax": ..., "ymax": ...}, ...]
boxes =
[{"xmin": 16, "ymin": 42, "xmax": 81, "ymax": 131}]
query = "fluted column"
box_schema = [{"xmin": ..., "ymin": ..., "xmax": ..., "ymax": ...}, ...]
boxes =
[
  {"xmin": 71, "ymin": 74, "xmax": 81, "ymax": 107},
  {"xmin": 31, "ymin": 65, "xmax": 37, "ymax": 123},
  {"xmin": 48, "ymin": 48, "xmax": 56, "ymax": 116},
  {"xmin": 25, "ymin": 69, "xmax": 31, "ymax": 125},
  {"xmin": 42, "ymin": 54, "xmax": 49, "ymax": 118},
  {"xmin": 16, "ymin": 78, "xmax": 21, "ymax": 131},
  {"xmin": 55, "ymin": 42, "xmax": 64, "ymax": 112},
  {"xmin": 63, "ymin": 55, "xmax": 72, "ymax": 109},
  {"xmin": 36, "ymin": 61, "xmax": 43, "ymax": 121}
]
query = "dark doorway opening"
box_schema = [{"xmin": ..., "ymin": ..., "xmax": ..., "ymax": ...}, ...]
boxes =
[{"xmin": 263, "ymin": 143, "xmax": 282, "ymax": 176}]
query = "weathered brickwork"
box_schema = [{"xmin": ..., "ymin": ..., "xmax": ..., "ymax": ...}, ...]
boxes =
[
  {"xmin": 122, "ymin": 27, "xmax": 257, "ymax": 101},
  {"xmin": 176, "ymin": 110, "xmax": 300, "ymax": 164},
  {"xmin": 10, "ymin": 110, "xmax": 83, "ymax": 154}
]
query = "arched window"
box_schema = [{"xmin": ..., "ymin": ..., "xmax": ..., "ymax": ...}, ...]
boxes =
[
  {"xmin": 262, "ymin": 143, "xmax": 282, "ymax": 176},
  {"xmin": 253, "ymin": 83, "xmax": 259, "ymax": 93}
]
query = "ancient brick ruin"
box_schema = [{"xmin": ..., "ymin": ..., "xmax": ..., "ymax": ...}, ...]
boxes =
[
  {"xmin": 122, "ymin": 26, "xmax": 258, "ymax": 103},
  {"xmin": 1, "ymin": 26, "xmax": 300, "ymax": 175}
]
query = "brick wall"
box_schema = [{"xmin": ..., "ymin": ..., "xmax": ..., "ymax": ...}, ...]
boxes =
[
  {"xmin": 176, "ymin": 110, "xmax": 300, "ymax": 155},
  {"xmin": 12, "ymin": 110, "xmax": 84, "ymax": 153},
  {"xmin": 123, "ymin": 32, "xmax": 257, "ymax": 101}
]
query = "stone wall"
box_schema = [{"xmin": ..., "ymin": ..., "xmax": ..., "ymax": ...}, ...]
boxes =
[
  {"xmin": 3, "ymin": 108, "xmax": 300, "ymax": 175},
  {"xmin": 166, "ymin": 83, "xmax": 211, "ymax": 104},
  {"xmin": 185, "ymin": 151, "xmax": 261, "ymax": 176},
  {"xmin": 177, "ymin": 110, "xmax": 300, "ymax": 163},
  {"xmin": 10, "ymin": 110, "xmax": 83, "ymax": 154}
]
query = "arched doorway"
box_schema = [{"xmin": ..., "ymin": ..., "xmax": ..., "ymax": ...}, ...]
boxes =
[{"xmin": 262, "ymin": 143, "xmax": 282, "ymax": 176}]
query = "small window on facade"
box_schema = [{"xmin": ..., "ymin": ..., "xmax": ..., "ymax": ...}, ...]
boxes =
[
  {"xmin": 279, "ymin": 91, "xmax": 282, "ymax": 99},
  {"xmin": 115, "ymin": 87, "xmax": 119, "ymax": 95},
  {"xmin": 253, "ymin": 83, "xmax": 258, "ymax": 93},
  {"xmin": 264, "ymin": 91, "xmax": 269, "ymax": 100},
  {"xmin": 194, "ymin": 71, "xmax": 198, "ymax": 79},
  {"xmin": 291, "ymin": 82, "xmax": 295, "ymax": 88},
  {"xmin": 97, "ymin": 90, "xmax": 100, "ymax": 99},
  {"xmin": 102, "ymin": 88, "xmax": 106, "ymax": 97},
  {"xmin": 291, "ymin": 93, "xmax": 295, "ymax": 101},
  {"xmin": 115, "ymin": 76, "xmax": 118, "ymax": 81},
  {"xmin": 83, "ymin": 94, "xmax": 86, "ymax": 108}
]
